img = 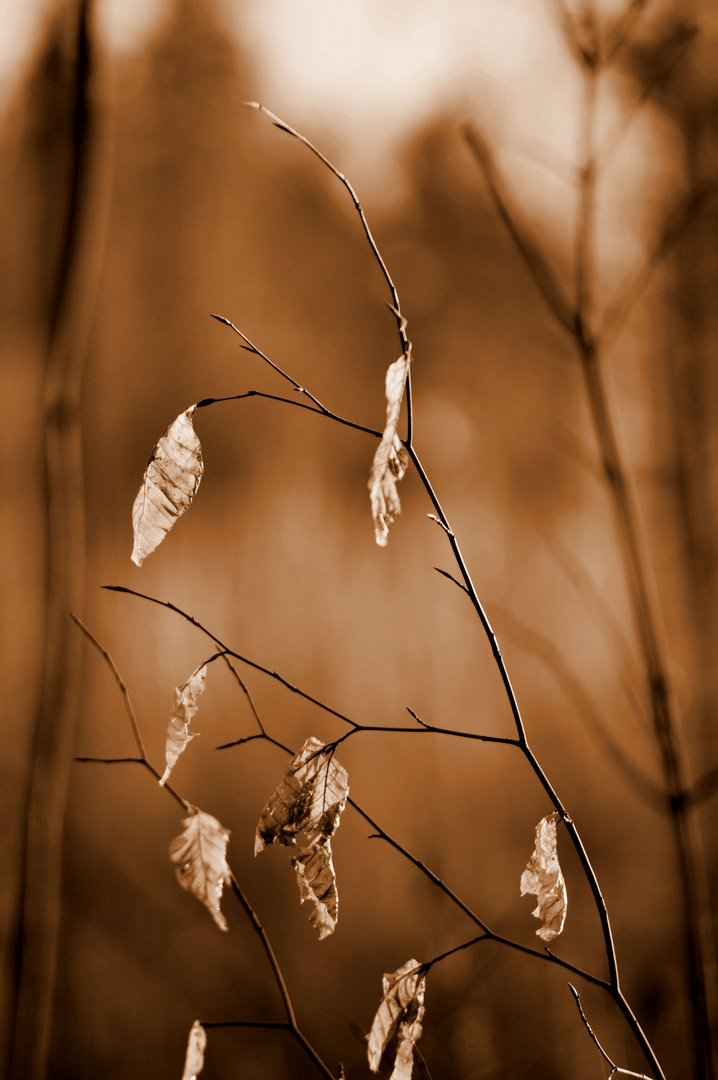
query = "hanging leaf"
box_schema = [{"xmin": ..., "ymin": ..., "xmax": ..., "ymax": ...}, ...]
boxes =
[
  {"xmin": 131, "ymin": 405, "xmax": 204, "ymax": 566},
  {"xmin": 292, "ymin": 840, "xmax": 339, "ymax": 940},
  {"xmin": 181, "ymin": 1020, "xmax": 206, "ymax": 1080},
  {"xmin": 255, "ymin": 737, "xmax": 349, "ymax": 937},
  {"xmin": 255, "ymin": 737, "xmax": 349, "ymax": 853},
  {"xmin": 169, "ymin": 809, "xmax": 231, "ymax": 932},
  {"xmin": 160, "ymin": 665, "xmax": 207, "ymax": 786},
  {"xmin": 520, "ymin": 811, "xmax": 567, "ymax": 941},
  {"xmin": 368, "ymin": 354, "xmax": 411, "ymax": 547},
  {"xmin": 368, "ymin": 959, "xmax": 426, "ymax": 1078}
]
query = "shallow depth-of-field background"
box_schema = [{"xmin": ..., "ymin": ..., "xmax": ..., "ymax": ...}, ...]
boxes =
[{"xmin": 2, "ymin": 0, "xmax": 717, "ymax": 1076}]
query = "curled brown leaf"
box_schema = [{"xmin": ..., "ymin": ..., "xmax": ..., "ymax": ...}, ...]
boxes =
[{"xmin": 520, "ymin": 811, "xmax": 567, "ymax": 941}]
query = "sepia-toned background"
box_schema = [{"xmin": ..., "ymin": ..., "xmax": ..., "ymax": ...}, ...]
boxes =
[{"xmin": 2, "ymin": 0, "xmax": 717, "ymax": 1076}]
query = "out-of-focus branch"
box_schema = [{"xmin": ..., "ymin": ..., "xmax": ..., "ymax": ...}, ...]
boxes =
[
  {"xmin": 461, "ymin": 124, "xmax": 575, "ymax": 333},
  {"xmin": 10, "ymin": 5, "xmax": 114, "ymax": 1079}
]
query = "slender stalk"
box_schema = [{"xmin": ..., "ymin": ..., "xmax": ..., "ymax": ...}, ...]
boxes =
[
  {"xmin": 11, "ymin": 6, "xmax": 113, "ymax": 1078},
  {"xmin": 572, "ymin": 50, "xmax": 714, "ymax": 1080},
  {"xmin": 463, "ymin": 9, "xmax": 715, "ymax": 1073},
  {"xmin": 244, "ymin": 102, "xmax": 409, "ymax": 363}
]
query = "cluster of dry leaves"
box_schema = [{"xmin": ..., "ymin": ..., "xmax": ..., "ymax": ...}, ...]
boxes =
[{"xmin": 155, "ymin": 663, "xmax": 566, "ymax": 1079}]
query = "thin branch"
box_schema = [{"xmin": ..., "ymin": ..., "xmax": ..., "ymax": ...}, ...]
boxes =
[
  {"xmin": 568, "ymin": 984, "xmax": 651, "ymax": 1079},
  {"xmin": 102, "ymin": 586, "xmax": 359, "ymax": 728},
  {"xmin": 462, "ymin": 124, "xmax": 575, "ymax": 333},
  {"xmin": 71, "ymin": 613, "xmax": 146, "ymax": 759},
  {"xmin": 209, "ymin": 314, "xmax": 328, "ymax": 413},
  {"xmin": 75, "ymin": 755, "xmax": 188, "ymax": 810},
  {"xmin": 196, "ymin": 385, "xmax": 383, "ymax": 440},
  {"xmin": 244, "ymin": 102, "xmax": 409, "ymax": 363},
  {"xmin": 600, "ymin": 181, "xmax": 718, "ymax": 347},
  {"xmin": 488, "ymin": 602, "xmax": 664, "ymax": 807}
]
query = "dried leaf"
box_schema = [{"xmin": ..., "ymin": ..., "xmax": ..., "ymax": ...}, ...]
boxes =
[
  {"xmin": 181, "ymin": 1020, "xmax": 206, "ymax": 1080},
  {"xmin": 368, "ymin": 354, "xmax": 411, "ymax": 546},
  {"xmin": 368, "ymin": 959, "xmax": 426, "ymax": 1078},
  {"xmin": 255, "ymin": 737, "xmax": 349, "ymax": 853},
  {"xmin": 255, "ymin": 737, "xmax": 349, "ymax": 937},
  {"xmin": 160, "ymin": 665, "xmax": 207, "ymax": 786},
  {"xmin": 520, "ymin": 811, "xmax": 567, "ymax": 941},
  {"xmin": 292, "ymin": 840, "xmax": 339, "ymax": 940},
  {"xmin": 169, "ymin": 810, "xmax": 231, "ymax": 931},
  {"xmin": 131, "ymin": 405, "xmax": 204, "ymax": 566}
]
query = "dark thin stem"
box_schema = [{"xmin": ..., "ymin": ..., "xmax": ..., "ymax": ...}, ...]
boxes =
[
  {"xmin": 226, "ymin": 872, "xmax": 298, "ymax": 1029},
  {"xmin": 569, "ymin": 984, "xmax": 651, "ymax": 1079},
  {"xmin": 408, "ymin": 448, "xmax": 625, "ymax": 979},
  {"xmin": 76, "ymin": 756, "xmax": 188, "ymax": 810},
  {"xmin": 71, "ymin": 613, "xmax": 146, "ymax": 759},
  {"xmin": 244, "ymin": 102, "xmax": 409, "ymax": 363},
  {"xmin": 486, "ymin": 603, "xmax": 664, "ymax": 808},
  {"xmin": 196, "ymin": 385, "xmax": 382, "ymax": 440},
  {"xmin": 209, "ymin": 315, "xmax": 328, "ymax": 412},
  {"xmin": 102, "ymin": 586, "xmax": 359, "ymax": 727}
]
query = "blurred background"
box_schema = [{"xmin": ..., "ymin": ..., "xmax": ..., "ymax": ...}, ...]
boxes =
[{"xmin": 2, "ymin": 0, "xmax": 717, "ymax": 1076}]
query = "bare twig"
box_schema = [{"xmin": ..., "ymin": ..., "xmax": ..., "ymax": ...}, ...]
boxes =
[{"xmin": 569, "ymin": 984, "xmax": 652, "ymax": 1078}]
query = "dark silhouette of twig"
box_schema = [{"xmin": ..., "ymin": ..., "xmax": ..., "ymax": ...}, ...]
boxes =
[{"xmin": 568, "ymin": 984, "xmax": 651, "ymax": 1078}]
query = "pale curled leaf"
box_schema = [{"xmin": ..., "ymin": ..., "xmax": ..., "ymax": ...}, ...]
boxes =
[
  {"xmin": 292, "ymin": 840, "xmax": 339, "ymax": 940},
  {"xmin": 368, "ymin": 959, "xmax": 426, "ymax": 1078},
  {"xmin": 255, "ymin": 737, "xmax": 349, "ymax": 853},
  {"xmin": 160, "ymin": 665, "xmax": 207, "ymax": 786},
  {"xmin": 255, "ymin": 737, "xmax": 349, "ymax": 937},
  {"xmin": 131, "ymin": 406, "xmax": 204, "ymax": 566},
  {"xmin": 520, "ymin": 811, "xmax": 567, "ymax": 941},
  {"xmin": 368, "ymin": 354, "xmax": 411, "ymax": 546},
  {"xmin": 181, "ymin": 1020, "xmax": 206, "ymax": 1080},
  {"xmin": 169, "ymin": 810, "xmax": 231, "ymax": 931}
]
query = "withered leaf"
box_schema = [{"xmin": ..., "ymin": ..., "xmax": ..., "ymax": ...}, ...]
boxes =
[
  {"xmin": 368, "ymin": 354, "xmax": 411, "ymax": 547},
  {"xmin": 160, "ymin": 665, "xmax": 207, "ymax": 787},
  {"xmin": 292, "ymin": 840, "xmax": 339, "ymax": 940},
  {"xmin": 255, "ymin": 737, "xmax": 349, "ymax": 853},
  {"xmin": 169, "ymin": 809, "xmax": 231, "ymax": 932},
  {"xmin": 368, "ymin": 959, "xmax": 426, "ymax": 1078},
  {"xmin": 131, "ymin": 406, "xmax": 204, "ymax": 566},
  {"xmin": 255, "ymin": 737, "xmax": 349, "ymax": 937},
  {"xmin": 520, "ymin": 811, "xmax": 567, "ymax": 941},
  {"xmin": 180, "ymin": 1020, "xmax": 206, "ymax": 1080}
]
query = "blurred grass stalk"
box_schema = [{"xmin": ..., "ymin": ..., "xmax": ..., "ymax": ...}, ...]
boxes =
[
  {"xmin": 464, "ymin": 4, "xmax": 717, "ymax": 1075},
  {"xmin": 9, "ymin": 3, "xmax": 113, "ymax": 1078}
]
